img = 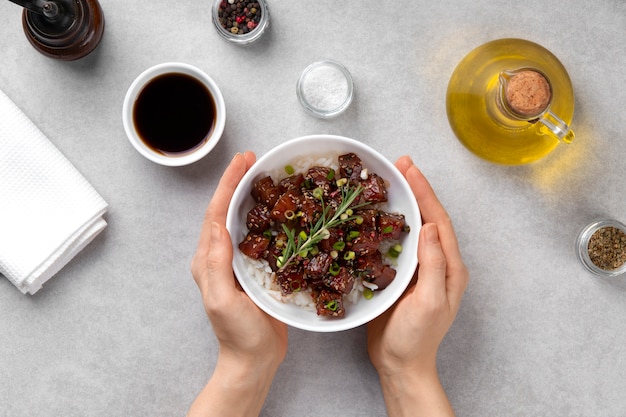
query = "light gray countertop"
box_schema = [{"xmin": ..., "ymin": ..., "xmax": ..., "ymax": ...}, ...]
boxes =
[{"xmin": 1, "ymin": 1, "xmax": 625, "ymax": 416}]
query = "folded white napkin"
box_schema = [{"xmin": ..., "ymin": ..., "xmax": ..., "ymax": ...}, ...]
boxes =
[{"xmin": 0, "ymin": 89, "xmax": 108, "ymax": 295}]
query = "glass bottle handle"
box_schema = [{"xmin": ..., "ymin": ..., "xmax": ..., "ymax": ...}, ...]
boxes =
[{"xmin": 539, "ymin": 110, "xmax": 575, "ymax": 143}]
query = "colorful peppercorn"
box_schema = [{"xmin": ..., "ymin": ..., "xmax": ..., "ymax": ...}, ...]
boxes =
[{"xmin": 217, "ymin": 0, "xmax": 262, "ymax": 35}]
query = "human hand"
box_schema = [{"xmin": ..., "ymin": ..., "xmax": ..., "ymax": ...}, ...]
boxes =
[
  {"xmin": 367, "ymin": 156, "xmax": 468, "ymax": 416},
  {"xmin": 188, "ymin": 152, "xmax": 288, "ymax": 417}
]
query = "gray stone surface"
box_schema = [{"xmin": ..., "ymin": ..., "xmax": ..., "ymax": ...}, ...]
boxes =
[{"xmin": 1, "ymin": 1, "xmax": 625, "ymax": 416}]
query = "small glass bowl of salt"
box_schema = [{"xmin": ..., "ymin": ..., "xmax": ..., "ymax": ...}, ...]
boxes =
[{"xmin": 296, "ymin": 60, "xmax": 354, "ymax": 118}]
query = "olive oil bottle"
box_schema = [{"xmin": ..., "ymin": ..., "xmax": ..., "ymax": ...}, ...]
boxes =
[{"xmin": 446, "ymin": 38, "xmax": 575, "ymax": 165}]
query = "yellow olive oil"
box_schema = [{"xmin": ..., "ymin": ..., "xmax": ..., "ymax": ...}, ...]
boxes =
[{"xmin": 446, "ymin": 38, "xmax": 575, "ymax": 165}]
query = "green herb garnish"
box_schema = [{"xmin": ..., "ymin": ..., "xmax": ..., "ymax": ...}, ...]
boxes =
[
  {"xmin": 363, "ymin": 288, "xmax": 374, "ymax": 300},
  {"xmin": 387, "ymin": 244, "xmax": 403, "ymax": 258},
  {"xmin": 276, "ymin": 184, "xmax": 369, "ymax": 270},
  {"xmin": 332, "ymin": 241, "xmax": 346, "ymax": 251},
  {"xmin": 325, "ymin": 300, "xmax": 338, "ymax": 311}
]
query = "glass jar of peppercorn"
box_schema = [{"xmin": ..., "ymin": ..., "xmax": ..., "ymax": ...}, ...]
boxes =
[
  {"xmin": 576, "ymin": 219, "xmax": 626, "ymax": 277},
  {"xmin": 212, "ymin": 0, "xmax": 269, "ymax": 45}
]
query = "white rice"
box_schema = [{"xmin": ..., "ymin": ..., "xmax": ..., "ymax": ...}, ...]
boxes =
[
  {"xmin": 266, "ymin": 154, "xmax": 338, "ymax": 182},
  {"xmin": 244, "ymin": 257, "xmax": 365, "ymax": 311}
]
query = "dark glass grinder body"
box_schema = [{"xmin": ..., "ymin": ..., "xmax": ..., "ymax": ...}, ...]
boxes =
[{"xmin": 22, "ymin": 0, "xmax": 104, "ymax": 60}]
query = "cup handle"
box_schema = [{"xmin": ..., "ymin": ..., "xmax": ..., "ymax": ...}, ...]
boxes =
[{"xmin": 539, "ymin": 110, "xmax": 575, "ymax": 143}]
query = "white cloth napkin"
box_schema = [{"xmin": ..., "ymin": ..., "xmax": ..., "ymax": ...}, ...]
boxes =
[{"xmin": 0, "ymin": 89, "xmax": 108, "ymax": 295}]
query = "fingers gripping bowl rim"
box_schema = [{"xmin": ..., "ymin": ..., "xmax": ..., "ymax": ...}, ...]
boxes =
[{"xmin": 225, "ymin": 135, "xmax": 420, "ymax": 332}]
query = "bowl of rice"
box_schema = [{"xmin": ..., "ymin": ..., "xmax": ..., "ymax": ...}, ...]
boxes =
[{"xmin": 225, "ymin": 135, "xmax": 420, "ymax": 332}]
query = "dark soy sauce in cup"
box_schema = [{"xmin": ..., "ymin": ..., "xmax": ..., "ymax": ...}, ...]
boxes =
[{"xmin": 133, "ymin": 73, "xmax": 216, "ymax": 155}]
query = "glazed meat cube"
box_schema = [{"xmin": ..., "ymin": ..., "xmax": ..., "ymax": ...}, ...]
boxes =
[
  {"xmin": 378, "ymin": 211, "xmax": 407, "ymax": 240},
  {"xmin": 276, "ymin": 264, "xmax": 307, "ymax": 295},
  {"xmin": 278, "ymin": 173, "xmax": 305, "ymax": 192},
  {"xmin": 238, "ymin": 232, "xmax": 270, "ymax": 260},
  {"xmin": 299, "ymin": 190, "xmax": 321, "ymax": 225},
  {"xmin": 271, "ymin": 189, "xmax": 301, "ymax": 223},
  {"xmin": 328, "ymin": 267, "xmax": 355, "ymax": 294},
  {"xmin": 314, "ymin": 289, "xmax": 345, "ymax": 317},
  {"xmin": 246, "ymin": 203, "xmax": 273, "ymax": 232},
  {"xmin": 252, "ymin": 176, "xmax": 280, "ymax": 207},
  {"xmin": 322, "ymin": 192, "xmax": 340, "ymax": 217},
  {"xmin": 317, "ymin": 228, "xmax": 343, "ymax": 253},
  {"xmin": 375, "ymin": 265, "xmax": 396, "ymax": 290},
  {"xmin": 265, "ymin": 231, "xmax": 288, "ymax": 271},
  {"xmin": 305, "ymin": 166, "xmax": 334, "ymax": 190},
  {"xmin": 305, "ymin": 252, "xmax": 332, "ymax": 279},
  {"xmin": 354, "ymin": 208, "xmax": 378, "ymax": 229},
  {"xmin": 360, "ymin": 173, "xmax": 388, "ymax": 203},
  {"xmin": 349, "ymin": 229, "xmax": 380, "ymax": 256},
  {"xmin": 355, "ymin": 251, "xmax": 396, "ymax": 290},
  {"xmin": 338, "ymin": 152, "xmax": 362, "ymax": 181},
  {"xmin": 355, "ymin": 251, "xmax": 382, "ymax": 278},
  {"xmin": 265, "ymin": 244, "xmax": 283, "ymax": 272},
  {"xmin": 306, "ymin": 276, "xmax": 325, "ymax": 290}
]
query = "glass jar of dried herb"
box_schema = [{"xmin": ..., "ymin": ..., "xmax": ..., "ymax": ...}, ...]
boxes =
[{"xmin": 576, "ymin": 219, "xmax": 626, "ymax": 277}]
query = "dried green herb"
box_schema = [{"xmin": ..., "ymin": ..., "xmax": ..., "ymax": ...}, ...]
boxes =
[{"xmin": 588, "ymin": 226, "xmax": 626, "ymax": 270}]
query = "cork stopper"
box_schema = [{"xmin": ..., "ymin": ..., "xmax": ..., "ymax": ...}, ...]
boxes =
[{"xmin": 504, "ymin": 70, "xmax": 551, "ymax": 118}]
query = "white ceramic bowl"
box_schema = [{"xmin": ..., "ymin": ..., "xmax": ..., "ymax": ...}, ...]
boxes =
[
  {"xmin": 226, "ymin": 135, "xmax": 420, "ymax": 332},
  {"xmin": 122, "ymin": 62, "xmax": 226, "ymax": 166}
]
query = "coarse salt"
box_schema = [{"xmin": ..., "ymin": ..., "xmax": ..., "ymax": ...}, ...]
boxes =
[{"xmin": 302, "ymin": 65, "xmax": 349, "ymax": 111}]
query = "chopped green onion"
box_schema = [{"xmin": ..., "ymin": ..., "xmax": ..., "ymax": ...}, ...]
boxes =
[
  {"xmin": 346, "ymin": 209, "xmax": 353, "ymax": 216},
  {"xmin": 343, "ymin": 251, "xmax": 355, "ymax": 260},
  {"xmin": 326, "ymin": 168, "xmax": 335, "ymax": 181},
  {"xmin": 332, "ymin": 241, "xmax": 346, "ymax": 251},
  {"xmin": 382, "ymin": 225, "xmax": 393, "ymax": 234},
  {"xmin": 284, "ymin": 165, "xmax": 295, "ymax": 175},
  {"xmin": 330, "ymin": 250, "xmax": 339, "ymax": 259},
  {"xmin": 329, "ymin": 262, "xmax": 341, "ymax": 276},
  {"xmin": 363, "ymin": 288, "xmax": 374, "ymax": 300},
  {"xmin": 320, "ymin": 229, "xmax": 331, "ymax": 240},
  {"xmin": 312, "ymin": 187, "xmax": 324, "ymax": 200},
  {"xmin": 336, "ymin": 178, "xmax": 348, "ymax": 187},
  {"xmin": 355, "ymin": 216, "xmax": 364, "ymax": 225},
  {"xmin": 276, "ymin": 256, "xmax": 285, "ymax": 268},
  {"xmin": 388, "ymin": 244, "xmax": 403, "ymax": 258},
  {"xmin": 262, "ymin": 230, "xmax": 272, "ymax": 239},
  {"xmin": 290, "ymin": 280, "xmax": 302, "ymax": 292},
  {"xmin": 340, "ymin": 213, "xmax": 348, "ymax": 220},
  {"xmin": 325, "ymin": 300, "xmax": 338, "ymax": 311},
  {"xmin": 299, "ymin": 230, "xmax": 308, "ymax": 241},
  {"xmin": 285, "ymin": 210, "xmax": 295, "ymax": 220},
  {"xmin": 309, "ymin": 245, "xmax": 320, "ymax": 256},
  {"xmin": 298, "ymin": 249, "xmax": 309, "ymax": 258},
  {"xmin": 347, "ymin": 230, "xmax": 360, "ymax": 241}
]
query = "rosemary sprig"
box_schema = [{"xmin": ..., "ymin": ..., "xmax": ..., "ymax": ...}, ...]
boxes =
[{"xmin": 277, "ymin": 184, "xmax": 369, "ymax": 271}]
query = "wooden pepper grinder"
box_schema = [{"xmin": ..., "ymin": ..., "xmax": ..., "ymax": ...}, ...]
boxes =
[{"xmin": 8, "ymin": 0, "xmax": 104, "ymax": 60}]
